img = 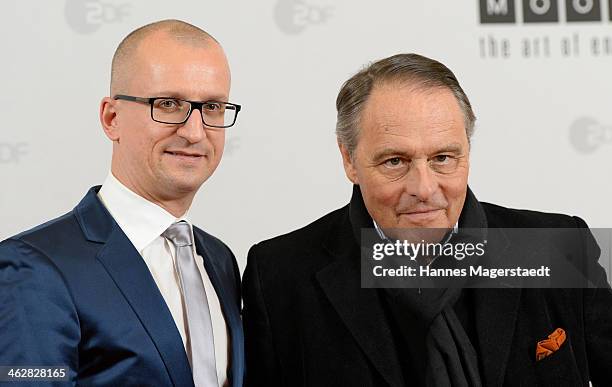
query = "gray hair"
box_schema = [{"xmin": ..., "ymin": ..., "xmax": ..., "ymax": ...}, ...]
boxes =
[{"xmin": 335, "ymin": 53, "xmax": 476, "ymax": 157}]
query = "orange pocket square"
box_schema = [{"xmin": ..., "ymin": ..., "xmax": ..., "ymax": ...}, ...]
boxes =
[{"xmin": 536, "ymin": 328, "xmax": 566, "ymax": 361}]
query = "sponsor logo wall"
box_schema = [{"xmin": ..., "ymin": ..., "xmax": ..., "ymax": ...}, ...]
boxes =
[{"xmin": 1, "ymin": 1, "xmax": 610, "ymax": 268}]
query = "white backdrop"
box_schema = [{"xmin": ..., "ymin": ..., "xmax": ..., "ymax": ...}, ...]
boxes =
[{"xmin": 1, "ymin": 0, "xmax": 611, "ymax": 271}]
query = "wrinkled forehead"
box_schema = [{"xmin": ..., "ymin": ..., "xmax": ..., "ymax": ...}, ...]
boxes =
[{"xmin": 359, "ymin": 84, "xmax": 468, "ymax": 150}]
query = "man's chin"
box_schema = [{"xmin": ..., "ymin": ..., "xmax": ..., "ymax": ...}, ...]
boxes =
[
  {"xmin": 161, "ymin": 175, "xmax": 208, "ymax": 197},
  {"xmin": 396, "ymin": 209, "xmax": 449, "ymax": 228}
]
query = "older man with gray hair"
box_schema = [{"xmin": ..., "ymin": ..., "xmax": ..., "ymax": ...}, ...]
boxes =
[{"xmin": 242, "ymin": 53, "xmax": 612, "ymax": 386}]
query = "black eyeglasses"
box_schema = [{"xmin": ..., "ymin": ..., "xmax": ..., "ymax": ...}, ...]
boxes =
[{"xmin": 113, "ymin": 95, "xmax": 241, "ymax": 128}]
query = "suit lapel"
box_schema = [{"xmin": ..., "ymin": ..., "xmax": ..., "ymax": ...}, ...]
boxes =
[
  {"xmin": 473, "ymin": 287, "xmax": 521, "ymax": 386},
  {"xmin": 193, "ymin": 228, "xmax": 244, "ymax": 387},
  {"xmin": 460, "ymin": 189, "xmax": 523, "ymax": 386},
  {"xmin": 316, "ymin": 208, "xmax": 404, "ymax": 387},
  {"xmin": 76, "ymin": 187, "xmax": 194, "ymax": 387}
]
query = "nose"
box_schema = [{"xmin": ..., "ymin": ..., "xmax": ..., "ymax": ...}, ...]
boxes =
[
  {"xmin": 176, "ymin": 108, "xmax": 206, "ymax": 144},
  {"xmin": 405, "ymin": 160, "xmax": 437, "ymax": 202}
]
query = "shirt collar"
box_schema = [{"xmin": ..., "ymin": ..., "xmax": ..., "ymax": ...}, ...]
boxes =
[
  {"xmin": 373, "ymin": 220, "xmax": 459, "ymax": 242},
  {"xmin": 97, "ymin": 172, "xmax": 193, "ymax": 251}
]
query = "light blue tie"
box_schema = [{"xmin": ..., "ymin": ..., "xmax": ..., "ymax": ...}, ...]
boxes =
[{"xmin": 163, "ymin": 221, "xmax": 218, "ymax": 387}]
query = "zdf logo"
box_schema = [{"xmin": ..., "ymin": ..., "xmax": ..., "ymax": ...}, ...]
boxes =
[
  {"xmin": 569, "ymin": 117, "xmax": 612, "ymax": 154},
  {"xmin": 65, "ymin": 0, "xmax": 130, "ymax": 35},
  {"xmin": 480, "ymin": 0, "xmax": 608, "ymax": 23},
  {"xmin": 0, "ymin": 142, "xmax": 29, "ymax": 164},
  {"xmin": 274, "ymin": 0, "xmax": 333, "ymax": 35}
]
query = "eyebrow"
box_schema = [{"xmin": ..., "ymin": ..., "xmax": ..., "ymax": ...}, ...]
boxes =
[
  {"xmin": 371, "ymin": 143, "xmax": 464, "ymax": 163},
  {"xmin": 435, "ymin": 143, "xmax": 464, "ymax": 154},
  {"xmin": 152, "ymin": 91, "xmax": 229, "ymax": 102}
]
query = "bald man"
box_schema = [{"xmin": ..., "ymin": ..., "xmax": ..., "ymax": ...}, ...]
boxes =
[{"xmin": 0, "ymin": 20, "xmax": 243, "ymax": 387}]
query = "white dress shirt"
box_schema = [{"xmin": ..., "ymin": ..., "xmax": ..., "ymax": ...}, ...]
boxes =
[{"xmin": 98, "ymin": 172, "xmax": 228, "ymax": 387}]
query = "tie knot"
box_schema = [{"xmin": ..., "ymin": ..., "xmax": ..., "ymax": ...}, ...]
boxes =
[{"xmin": 163, "ymin": 221, "xmax": 193, "ymax": 247}]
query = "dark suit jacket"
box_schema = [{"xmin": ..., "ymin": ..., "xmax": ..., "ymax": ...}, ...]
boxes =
[
  {"xmin": 0, "ymin": 186, "xmax": 244, "ymax": 387},
  {"xmin": 243, "ymin": 186, "xmax": 612, "ymax": 387}
]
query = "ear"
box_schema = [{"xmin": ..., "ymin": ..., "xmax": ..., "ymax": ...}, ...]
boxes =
[
  {"xmin": 338, "ymin": 141, "xmax": 359, "ymax": 184},
  {"xmin": 100, "ymin": 97, "xmax": 120, "ymax": 142}
]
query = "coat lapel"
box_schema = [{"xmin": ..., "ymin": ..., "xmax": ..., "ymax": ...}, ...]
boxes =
[
  {"xmin": 473, "ymin": 287, "xmax": 521, "ymax": 386},
  {"xmin": 75, "ymin": 187, "xmax": 194, "ymax": 387},
  {"xmin": 469, "ymin": 214, "xmax": 521, "ymax": 386},
  {"xmin": 460, "ymin": 188, "xmax": 523, "ymax": 386},
  {"xmin": 315, "ymin": 207, "xmax": 405, "ymax": 387},
  {"xmin": 193, "ymin": 228, "xmax": 244, "ymax": 387}
]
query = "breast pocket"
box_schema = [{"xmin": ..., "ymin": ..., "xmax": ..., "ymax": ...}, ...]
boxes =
[{"xmin": 534, "ymin": 337, "xmax": 585, "ymax": 386}]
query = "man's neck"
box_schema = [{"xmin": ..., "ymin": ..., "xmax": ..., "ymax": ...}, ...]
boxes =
[
  {"xmin": 142, "ymin": 194, "xmax": 192, "ymax": 219},
  {"xmin": 109, "ymin": 170, "xmax": 194, "ymax": 218}
]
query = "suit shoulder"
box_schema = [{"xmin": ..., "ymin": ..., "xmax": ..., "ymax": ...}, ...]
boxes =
[
  {"xmin": 481, "ymin": 202, "xmax": 581, "ymax": 228},
  {"xmin": 249, "ymin": 205, "xmax": 348, "ymax": 258},
  {"xmin": 7, "ymin": 210, "xmax": 81, "ymax": 252},
  {"xmin": 244, "ymin": 205, "xmax": 348, "ymax": 291},
  {"xmin": 0, "ymin": 231, "xmax": 76, "ymax": 305}
]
